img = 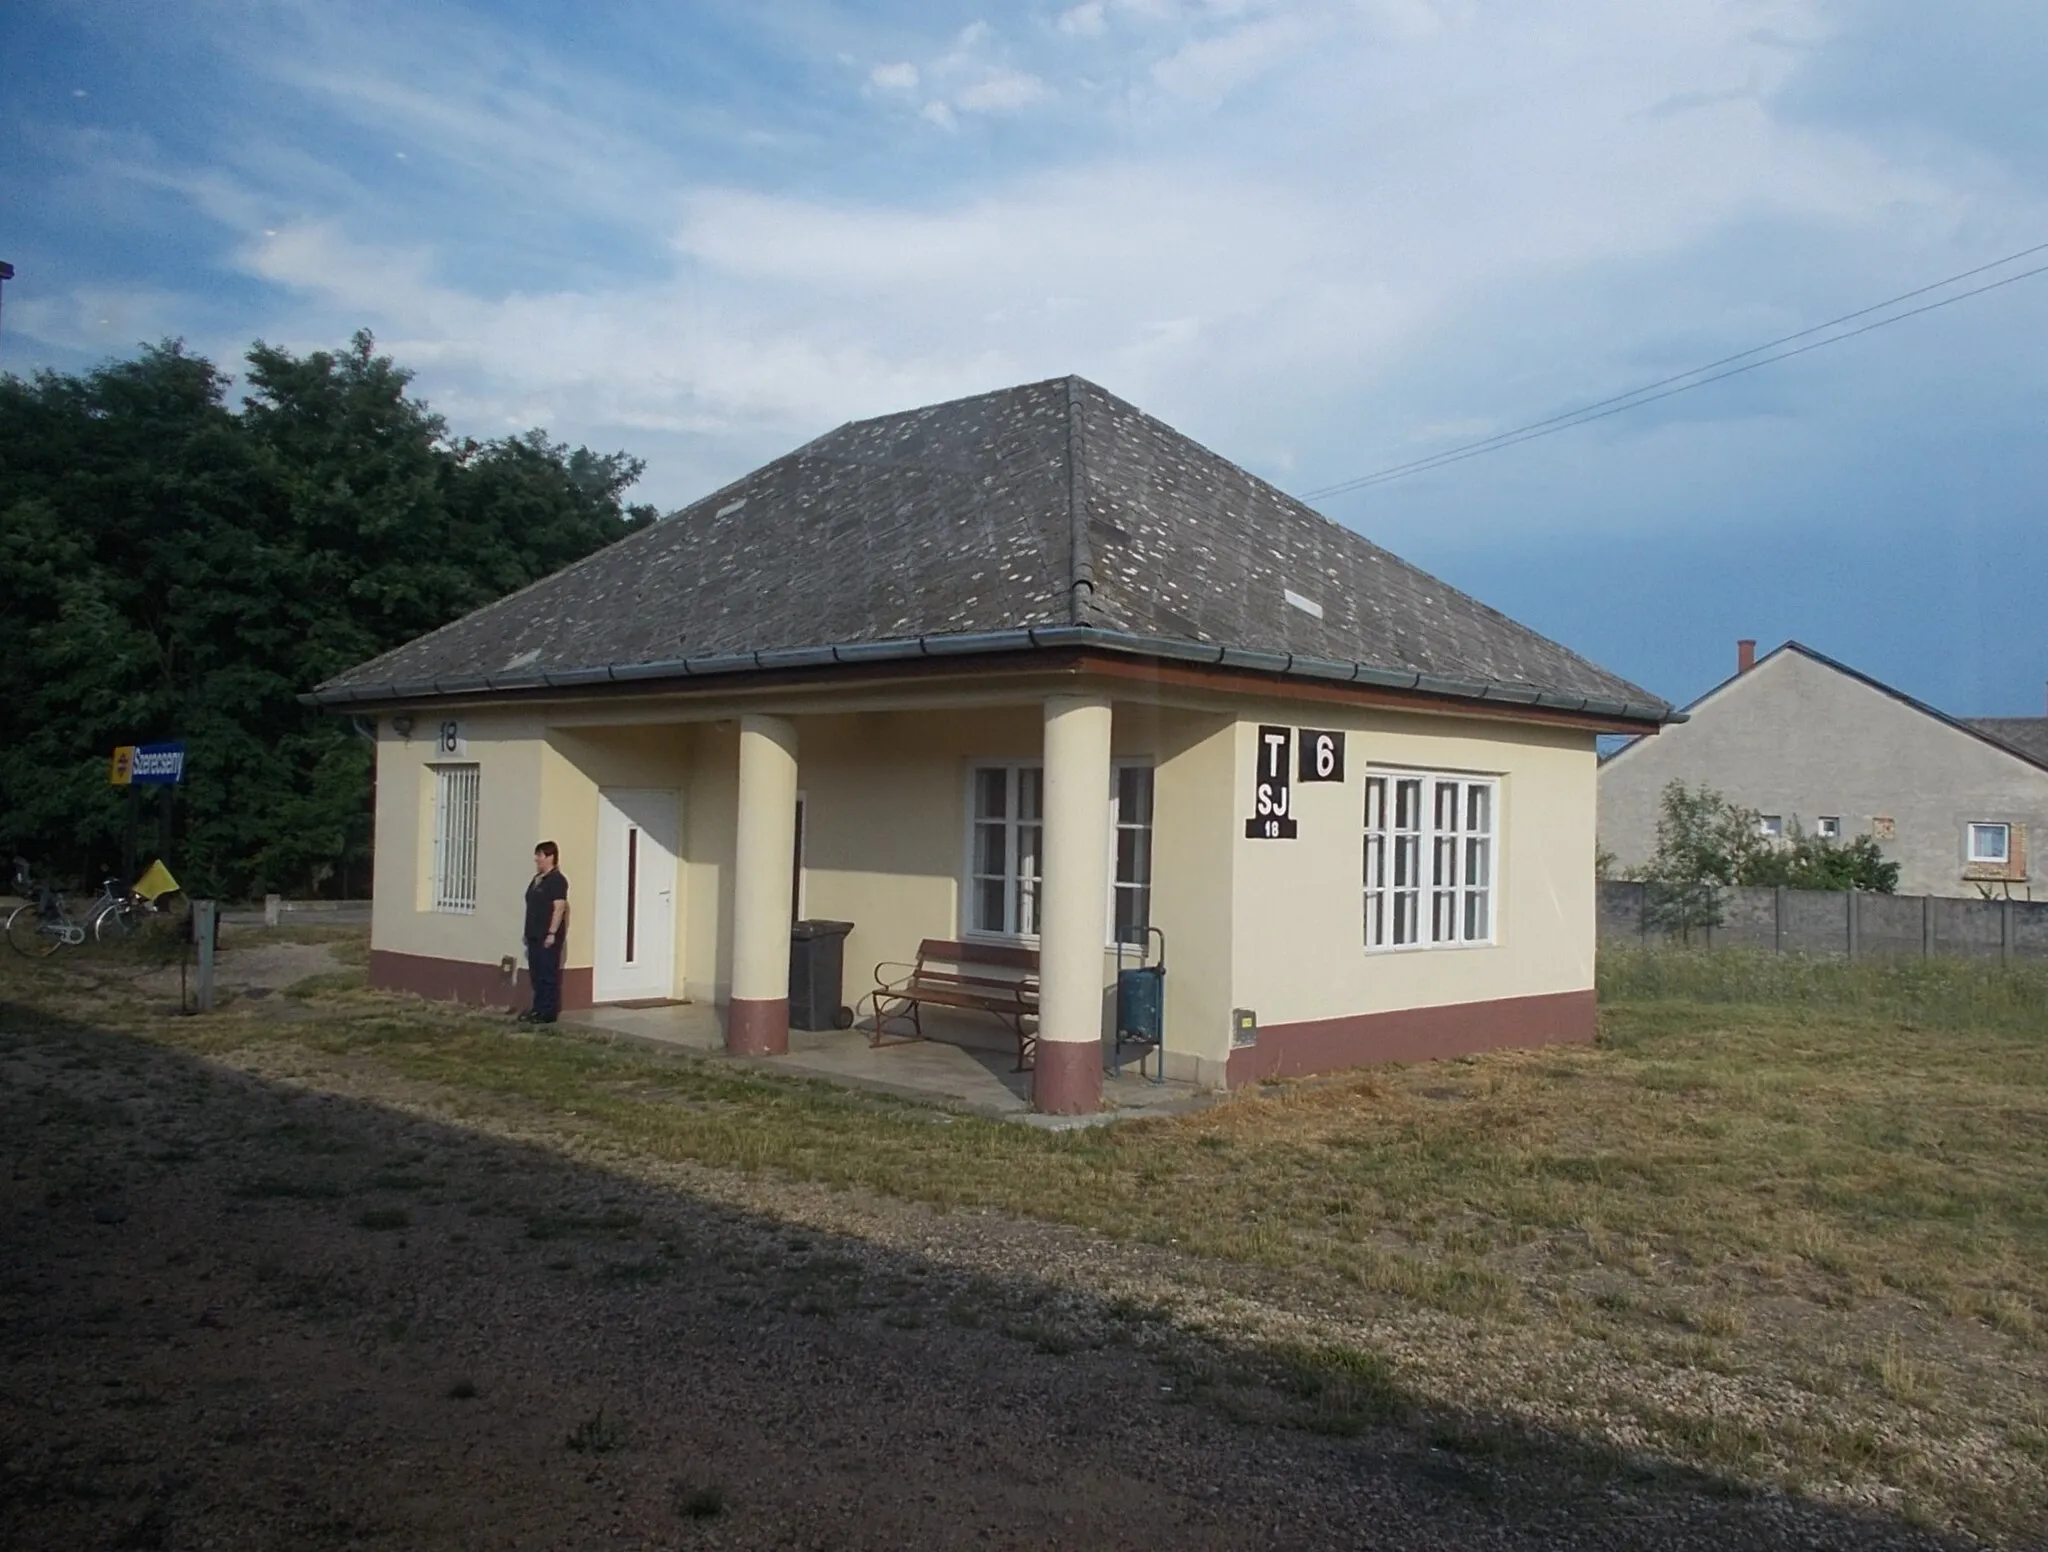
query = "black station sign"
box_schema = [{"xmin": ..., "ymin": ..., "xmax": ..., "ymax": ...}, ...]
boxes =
[
  {"xmin": 1298, "ymin": 729, "xmax": 1346, "ymax": 784},
  {"xmin": 1245, "ymin": 724, "xmax": 1299, "ymax": 839}
]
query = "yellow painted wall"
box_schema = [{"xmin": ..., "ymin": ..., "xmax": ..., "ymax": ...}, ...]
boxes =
[
  {"xmin": 1227, "ymin": 706, "xmax": 1598, "ymax": 1030},
  {"xmin": 367, "ymin": 690, "xmax": 1595, "ymax": 1084},
  {"xmin": 1145, "ymin": 711, "xmax": 1236, "ymax": 1078},
  {"xmin": 373, "ymin": 713, "xmax": 697, "ymax": 989},
  {"xmin": 372, "ymin": 713, "xmax": 550, "ymax": 972},
  {"xmin": 788, "ymin": 706, "xmax": 1041, "ymax": 1001},
  {"xmin": 682, "ymin": 721, "xmax": 738, "ymax": 1005},
  {"xmin": 546, "ymin": 724, "xmax": 695, "ymax": 985}
]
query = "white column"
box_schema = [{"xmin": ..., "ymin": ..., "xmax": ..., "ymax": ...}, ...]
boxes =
[
  {"xmin": 729, "ymin": 713, "xmax": 798, "ymax": 1055},
  {"xmin": 1036, "ymin": 694, "xmax": 1112, "ymax": 1114}
]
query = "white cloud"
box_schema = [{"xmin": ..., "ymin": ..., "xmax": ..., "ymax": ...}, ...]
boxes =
[
  {"xmin": 1058, "ymin": 3, "xmax": 1108, "ymax": 38},
  {"xmin": 955, "ymin": 69, "xmax": 1049, "ymax": 113},
  {"xmin": 45, "ymin": 0, "xmax": 2047, "ymax": 529}
]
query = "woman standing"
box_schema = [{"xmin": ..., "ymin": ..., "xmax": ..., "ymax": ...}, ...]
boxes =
[{"xmin": 519, "ymin": 841, "xmax": 569, "ymax": 1024}]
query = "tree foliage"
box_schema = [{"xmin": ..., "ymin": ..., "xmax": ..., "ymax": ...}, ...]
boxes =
[
  {"xmin": 1635, "ymin": 780, "xmax": 1900, "ymax": 937},
  {"xmin": 0, "ymin": 332, "xmax": 655, "ymax": 897}
]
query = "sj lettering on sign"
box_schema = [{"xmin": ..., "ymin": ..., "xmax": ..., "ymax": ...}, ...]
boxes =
[{"xmin": 1244, "ymin": 725, "xmax": 1298, "ymax": 839}]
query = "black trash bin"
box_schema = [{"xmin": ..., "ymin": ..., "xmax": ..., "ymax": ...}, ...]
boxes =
[{"xmin": 789, "ymin": 920, "xmax": 856, "ymax": 1031}]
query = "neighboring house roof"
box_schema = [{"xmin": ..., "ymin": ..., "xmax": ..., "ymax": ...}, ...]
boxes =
[
  {"xmin": 1966, "ymin": 718, "xmax": 2048, "ymax": 768},
  {"xmin": 313, "ymin": 376, "xmax": 1669, "ymax": 723},
  {"xmin": 1601, "ymin": 640, "xmax": 2048, "ymax": 776}
]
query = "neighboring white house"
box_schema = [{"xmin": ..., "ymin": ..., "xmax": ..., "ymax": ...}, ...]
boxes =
[{"xmin": 1600, "ymin": 641, "xmax": 2048, "ymax": 899}]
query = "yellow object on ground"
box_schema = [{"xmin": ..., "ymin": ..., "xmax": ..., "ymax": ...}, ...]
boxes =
[{"xmin": 133, "ymin": 860, "xmax": 180, "ymax": 901}]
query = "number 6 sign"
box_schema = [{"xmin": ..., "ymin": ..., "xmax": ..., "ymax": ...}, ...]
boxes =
[{"xmin": 1298, "ymin": 729, "xmax": 1345, "ymax": 783}]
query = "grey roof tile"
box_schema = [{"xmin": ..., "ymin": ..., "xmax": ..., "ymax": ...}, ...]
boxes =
[
  {"xmin": 317, "ymin": 376, "xmax": 1664, "ymax": 718},
  {"xmin": 1966, "ymin": 717, "xmax": 2048, "ymax": 767}
]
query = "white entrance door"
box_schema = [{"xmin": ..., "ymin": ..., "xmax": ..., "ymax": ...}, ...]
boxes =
[{"xmin": 593, "ymin": 788, "xmax": 680, "ymax": 1003}]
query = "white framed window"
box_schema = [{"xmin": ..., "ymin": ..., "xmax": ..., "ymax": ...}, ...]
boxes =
[
  {"xmin": 1111, "ymin": 763, "xmax": 1155, "ymax": 946},
  {"xmin": 430, "ymin": 764, "xmax": 481, "ymax": 913},
  {"xmin": 1816, "ymin": 816, "xmax": 1841, "ymax": 840},
  {"xmin": 1758, "ymin": 814, "xmax": 1784, "ymax": 839},
  {"xmin": 969, "ymin": 765, "xmax": 1043, "ymax": 938},
  {"xmin": 963, "ymin": 761, "xmax": 1155, "ymax": 943},
  {"xmin": 1364, "ymin": 771, "xmax": 1495, "ymax": 950},
  {"xmin": 1967, "ymin": 822, "xmax": 2012, "ymax": 864}
]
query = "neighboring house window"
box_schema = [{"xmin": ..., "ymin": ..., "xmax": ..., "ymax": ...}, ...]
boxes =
[
  {"xmin": 430, "ymin": 764, "xmax": 481, "ymax": 913},
  {"xmin": 1364, "ymin": 771, "xmax": 1496, "ymax": 950},
  {"xmin": 1967, "ymin": 822, "xmax": 2012, "ymax": 865},
  {"xmin": 1759, "ymin": 814, "xmax": 1784, "ymax": 839},
  {"xmin": 965, "ymin": 762, "xmax": 1155, "ymax": 943},
  {"xmin": 1816, "ymin": 816, "xmax": 1841, "ymax": 840},
  {"xmin": 1112, "ymin": 764, "xmax": 1155, "ymax": 945}
]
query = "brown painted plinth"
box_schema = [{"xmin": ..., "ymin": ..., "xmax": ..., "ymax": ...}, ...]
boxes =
[
  {"xmin": 1032, "ymin": 1038, "xmax": 1102, "ymax": 1115},
  {"xmin": 370, "ymin": 949, "xmax": 592, "ymax": 1013},
  {"xmin": 727, "ymin": 996, "xmax": 790, "ymax": 1056},
  {"xmin": 1226, "ymin": 988, "xmax": 1595, "ymax": 1087}
]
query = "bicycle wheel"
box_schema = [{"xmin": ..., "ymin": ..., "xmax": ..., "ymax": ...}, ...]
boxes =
[
  {"xmin": 94, "ymin": 899, "xmax": 139, "ymax": 943},
  {"xmin": 6, "ymin": 902, "xmax": 60, "ymax": 957}
]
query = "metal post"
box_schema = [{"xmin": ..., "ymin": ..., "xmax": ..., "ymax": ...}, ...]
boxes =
[
  {"xmin": 194, "ymin": 901, "xmax": 217, "ymax": 1012},
  {"xmin": 124, "ymin": 786, "xmax": 140, "ymax": 888}
]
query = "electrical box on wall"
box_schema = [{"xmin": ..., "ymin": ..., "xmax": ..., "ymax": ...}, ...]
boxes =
[{"xmin": 1231, "ymin": 1007, "xmax": 1258, "ymax": 1047}]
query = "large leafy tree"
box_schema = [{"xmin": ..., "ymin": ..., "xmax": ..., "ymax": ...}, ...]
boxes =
[{"xmin": 0, "ymin": 332, "xmax": 654, "ymax": 897}]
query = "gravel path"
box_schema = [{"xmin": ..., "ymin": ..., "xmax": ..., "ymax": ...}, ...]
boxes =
[{"xmin": 0, "ymin": 1009, "xmax": 1978, "ymax": 1550}]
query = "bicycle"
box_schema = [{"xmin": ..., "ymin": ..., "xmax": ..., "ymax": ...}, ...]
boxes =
[
  {"xmin": 5, "ymin": 879, "xmax": 88, "ymax": 957},
  {"xmin": 86, "ymin": 877, "xmax": 162, "ymax": 943}
]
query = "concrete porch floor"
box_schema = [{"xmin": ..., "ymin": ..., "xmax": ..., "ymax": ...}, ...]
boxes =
[{"xmin": 558, "ymin": 1001, "xmax": 1217, "ymax": 1126}]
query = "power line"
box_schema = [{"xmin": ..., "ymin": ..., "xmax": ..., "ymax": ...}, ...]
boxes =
[{"xmin": 1301, "ymin": 241, "xmax": 2048, "ymax": 501}]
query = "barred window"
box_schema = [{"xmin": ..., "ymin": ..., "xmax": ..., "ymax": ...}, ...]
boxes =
[
  {"xmin": 431, "ymin": 764, "xmax": 481, "ymax": 913},
  {"xmin": 1364, "ymin": 771, "xmax": 1495, "ymax": 949}
]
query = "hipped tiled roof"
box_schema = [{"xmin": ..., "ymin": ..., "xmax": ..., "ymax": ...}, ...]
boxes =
[{"xmin": 314, "ymin": 376, "xmax": 1669, "ymax": 722}]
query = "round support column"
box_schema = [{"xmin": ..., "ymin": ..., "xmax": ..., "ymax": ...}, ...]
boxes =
[
  {"xmin": 729, "ymin": 714, "xmax": 798, "ymax": 1055},
  {"xmin": 1036, "ymin": 694, "xmax": 1112, "ymax": 1115}
]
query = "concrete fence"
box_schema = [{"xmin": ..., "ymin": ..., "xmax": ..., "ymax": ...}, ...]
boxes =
[
  {"xmin": 1597, "ymin": 881, "xmax": 2048, "ymax": 963},
  {"xmin": 219, "ymin": 897, "xmax": 372, "ymax": 928}
]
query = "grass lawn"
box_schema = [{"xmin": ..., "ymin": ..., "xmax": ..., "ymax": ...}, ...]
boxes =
[{"xmin": 4, "ymin": 934, "xmax": 2043, "ymax": 1541}]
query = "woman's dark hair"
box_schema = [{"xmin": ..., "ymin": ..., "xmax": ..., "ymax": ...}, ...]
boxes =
[{"xmin": 534, "ymin": 841, "xmax": 559, "ymax": 860}]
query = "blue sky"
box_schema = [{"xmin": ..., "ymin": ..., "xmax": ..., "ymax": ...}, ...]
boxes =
[{"xmin": 5, "ymin": 0, "xmax": 2045, "ymax": 716}]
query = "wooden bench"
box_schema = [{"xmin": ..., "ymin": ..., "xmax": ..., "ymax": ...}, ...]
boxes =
[{"xmin": 865, "ymin": 938, "xmax": 1040, "ymax": 1070}]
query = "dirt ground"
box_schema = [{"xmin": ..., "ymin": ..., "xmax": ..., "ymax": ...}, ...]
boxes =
[{"xmin": 0, "ymin": 959, "xmax": 1989, "ymax": 1549}]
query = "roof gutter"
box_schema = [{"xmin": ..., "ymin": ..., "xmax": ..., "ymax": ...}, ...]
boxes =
[{"xmin": 305, "ymin": 625, "xmax": 1680, "ymax": 726}]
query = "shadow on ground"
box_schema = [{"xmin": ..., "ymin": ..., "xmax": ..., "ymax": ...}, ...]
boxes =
[{"xmin": 0, "ymin": 1001, "xmax": 1979, "ymax": 1551}]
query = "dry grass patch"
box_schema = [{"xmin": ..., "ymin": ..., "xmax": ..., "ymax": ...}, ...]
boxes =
[{"xmin": 4, "ymin": 938, "xmax": 2045, "ymax": 1540}]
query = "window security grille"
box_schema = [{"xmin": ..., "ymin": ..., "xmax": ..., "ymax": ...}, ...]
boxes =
[{"xmin": 432, "ymin": 764, "xmax": 481, "ymax": 913}]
